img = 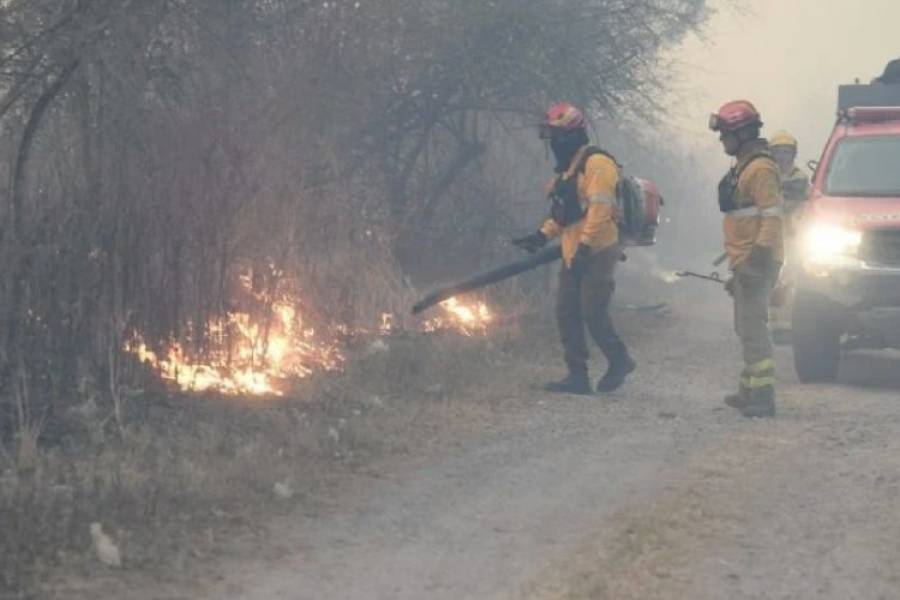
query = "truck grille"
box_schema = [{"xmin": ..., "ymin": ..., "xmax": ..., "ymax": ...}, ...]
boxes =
[{"xmin": 861, "ymin": 230, "xmax": 900, "ymax": 267}]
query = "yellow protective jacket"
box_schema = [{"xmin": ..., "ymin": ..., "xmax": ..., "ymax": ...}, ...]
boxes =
[
  {"xmin": 539, "ymin": 145, "xmax": 619, "ymax": 266},
  {"xmin": 781, "ymin": 166, "xmax": 809, "ymax": 204},
  {"xmin": 723, "ymin": 140, "xmax": 785, "ymax": 269},
  {"xmin": 781, "ymin": 165, "xmax": 809, "ymax": 235}
]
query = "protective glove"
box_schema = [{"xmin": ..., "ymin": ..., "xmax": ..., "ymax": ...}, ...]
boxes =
[
  {"xmin": 569, "ymin": 243, "xmax": 592, "ymax": 279},
  {"xmin": 724, "ymin": 276, "xmax": 735, "ymax": 297},
  {"xmin": 511, "ymin": 231, "xmax": 547, "ymax": 254}
]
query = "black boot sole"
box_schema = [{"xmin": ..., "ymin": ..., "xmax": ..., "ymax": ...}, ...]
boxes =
[
  {"xmin": 542, "ymin": 385, "xmax": 595, "ymax": 396},
  {"xmin": 723, "ymin": 394, "xmax": 747, "ymax": 409},
  {"xmin": 596, "ymin": 359, "xmax": 637, "ymax": 393},
  {"xmin": 740, "ymin": 402, "xmax": 776, "ymax": 418}
]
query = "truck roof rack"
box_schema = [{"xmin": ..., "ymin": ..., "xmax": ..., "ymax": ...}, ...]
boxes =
[
  {"xmin": 840, "ymin": 106, "xmax": 900, "ymax": 123},
  {"xmin": 838, "ymin": 84, "xmax": 900, "ymax": 111}
]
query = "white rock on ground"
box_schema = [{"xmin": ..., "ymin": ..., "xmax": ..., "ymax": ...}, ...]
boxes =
[
  {"xmin": 273, "ymin": 481, "xmax": 295, "ymax": 500},
  {"xmin": 89, "ymin": 522, "xmax": 121, "ymax": 568}
]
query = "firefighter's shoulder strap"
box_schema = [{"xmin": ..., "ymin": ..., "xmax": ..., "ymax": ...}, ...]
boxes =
[
  {"xmin": 719, "ymin": 151, "xmax": 774, "ymax": 214},
  {"xmin": 734, "ymin": 151, "xmax": 773, "ymax": 181},
  {"xmin": 577, "ymin": 146, "xmax": 621, "ymax": 175}
]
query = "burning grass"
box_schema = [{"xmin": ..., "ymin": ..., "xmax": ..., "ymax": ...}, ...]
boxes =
[
  {"xmin": 0, "ymin": 248, "xmax": 523, "ymax": 596},
  {"xmin": 126, "ymin": 294, "xmax": 494, "ymax": 398},
  {"xmin": 126, "ymin": 306, "xmax": 346, "ymax": 398},
  {"xmin": 1, "ymin": 307, "xmax": 513, "ymax": 597},
  {"xmin": 422, "ymin": 298, "xmax": 494, "ymax": 337}
]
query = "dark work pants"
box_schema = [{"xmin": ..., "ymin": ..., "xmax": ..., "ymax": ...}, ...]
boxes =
[{"xmin": 556, "ymin": 248, "xmax": 628, "ymax": 374}]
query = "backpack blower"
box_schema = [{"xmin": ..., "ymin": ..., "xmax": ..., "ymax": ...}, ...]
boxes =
[{"xmin": 412, "ymin": 177, "xmax": 663, "ymax": 314}]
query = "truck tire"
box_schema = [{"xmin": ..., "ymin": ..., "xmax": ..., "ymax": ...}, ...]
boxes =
[{"xmin": 792, "ymin": 290, "xmax": 842, "ymax": 383}]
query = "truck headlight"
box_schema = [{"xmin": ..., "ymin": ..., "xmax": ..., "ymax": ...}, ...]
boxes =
[{"xmin": 801, "ymin": 224, "xmax": 862, "ymax": 266}]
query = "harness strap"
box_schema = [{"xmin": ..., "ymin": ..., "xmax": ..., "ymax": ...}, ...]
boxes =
[{"xmin": 577, "ymin": 146, "xmax": 620, "ymax": 174}]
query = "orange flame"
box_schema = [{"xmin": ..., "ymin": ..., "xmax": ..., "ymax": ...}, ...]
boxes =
[
  {"xmin": 128, "ymin": 288, "xmax": 494, "ymax": 396},
  {"xmin": 128, "ymin": 298, "xmax": 344, "ymax": 397},
  {"xmin": 422, "ymin": 296, "xmax": 493, "ymax": 337}
]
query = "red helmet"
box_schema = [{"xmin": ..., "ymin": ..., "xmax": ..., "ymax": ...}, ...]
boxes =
[
  {"xmin": 540, "ymin": 102, "xmax": 586, "ymax": 139},
  {"xmin": 708, "ymin": 100, "xmax": 762, "ymax": 133}
]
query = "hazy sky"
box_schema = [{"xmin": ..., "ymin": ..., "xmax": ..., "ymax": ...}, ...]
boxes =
[{"xmin": 670, "ymin": 0, "xmax": 900, "ymax": 165}]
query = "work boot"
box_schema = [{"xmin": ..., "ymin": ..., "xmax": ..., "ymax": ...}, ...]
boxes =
[
  {"xmin": 596, "ymin": 353, "xmax": 636, "ymax": 393},
  {"xmin": 739, "ymin": 386, "xmax": 776, "ymax": 418},
  {"xmin": 770, "ymin": 328, "xmax": 792, "ymax": 346},
  {"xmin": 724, "ymin": 386, "xmax": 749, "ymax": 409},
  {"xmin": 543, "ymin": 370, "xmax": 593, "ymax": 395}
]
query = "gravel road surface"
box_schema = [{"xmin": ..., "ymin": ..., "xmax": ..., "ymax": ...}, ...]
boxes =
[{"xmin": 193, "ymin": 297, "xmax": 900, "ymax": 600}]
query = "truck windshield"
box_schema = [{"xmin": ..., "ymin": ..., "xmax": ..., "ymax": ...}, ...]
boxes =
[{"xmin": 824, "ymin": 135, "xmax": 900, "ymax": 196}]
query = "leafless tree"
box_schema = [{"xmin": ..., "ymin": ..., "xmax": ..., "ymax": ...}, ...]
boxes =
[{"xmin": 0, "ymin": 0, "xmax": 707, "ymax": 436}]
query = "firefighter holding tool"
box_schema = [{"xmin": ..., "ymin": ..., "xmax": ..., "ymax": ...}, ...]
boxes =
[
  {"xmin": 709, "ymin": 100, "xmax": 784, "ymax": 418},
  {"xmin": 512, "ymin": 102, "xmax": 635, "ymax": 395}
]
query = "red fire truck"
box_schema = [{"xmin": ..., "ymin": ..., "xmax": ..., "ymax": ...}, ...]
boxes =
[{"xmin": 792, "ymin": 83, "xmax": 900, "ymax": 381}]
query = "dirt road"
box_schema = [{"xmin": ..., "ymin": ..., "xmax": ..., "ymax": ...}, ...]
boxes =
[{"xmin": 166, "ymin": 293, "xmax": 900, "ymax": 600}]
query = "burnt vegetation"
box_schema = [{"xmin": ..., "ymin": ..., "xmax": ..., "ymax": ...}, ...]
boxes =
[{"xmin": 0, "ymin": 0, "xmax": 707, "ymax": 593}]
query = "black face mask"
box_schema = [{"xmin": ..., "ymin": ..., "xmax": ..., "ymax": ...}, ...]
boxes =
[{"xmin": 550, "ymin": 129, "xmax": 589, "ymax": 173}]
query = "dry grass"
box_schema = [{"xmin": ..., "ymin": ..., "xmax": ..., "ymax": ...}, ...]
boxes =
[{"xmin": 0, "ymin": 327, "xmax": 511, "ymax": 598}]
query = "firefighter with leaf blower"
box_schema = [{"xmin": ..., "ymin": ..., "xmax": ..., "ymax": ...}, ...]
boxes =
[
  {"xmin": 709, "ymin": 100, "xmax": 784, "ymax": 418},
  {"xmin": 512, "ymin": 102, "xmax": 635, "ymax": 395}
]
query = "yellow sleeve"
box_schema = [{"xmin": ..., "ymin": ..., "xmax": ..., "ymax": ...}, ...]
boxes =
[
  {"xmin": 579, "ymin": 154, "xmax": 619, "ymax": 248},
  {"xmin": 783, "ymin": 171, "xmax": 809, "ymax": 202},
  {"xmin": 748, "ymin": 161, "xmax": 784, "ymax": 249},
  {"xmin": 540, "ymin": 218, "xmax": 561, "ymax": 240}
]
